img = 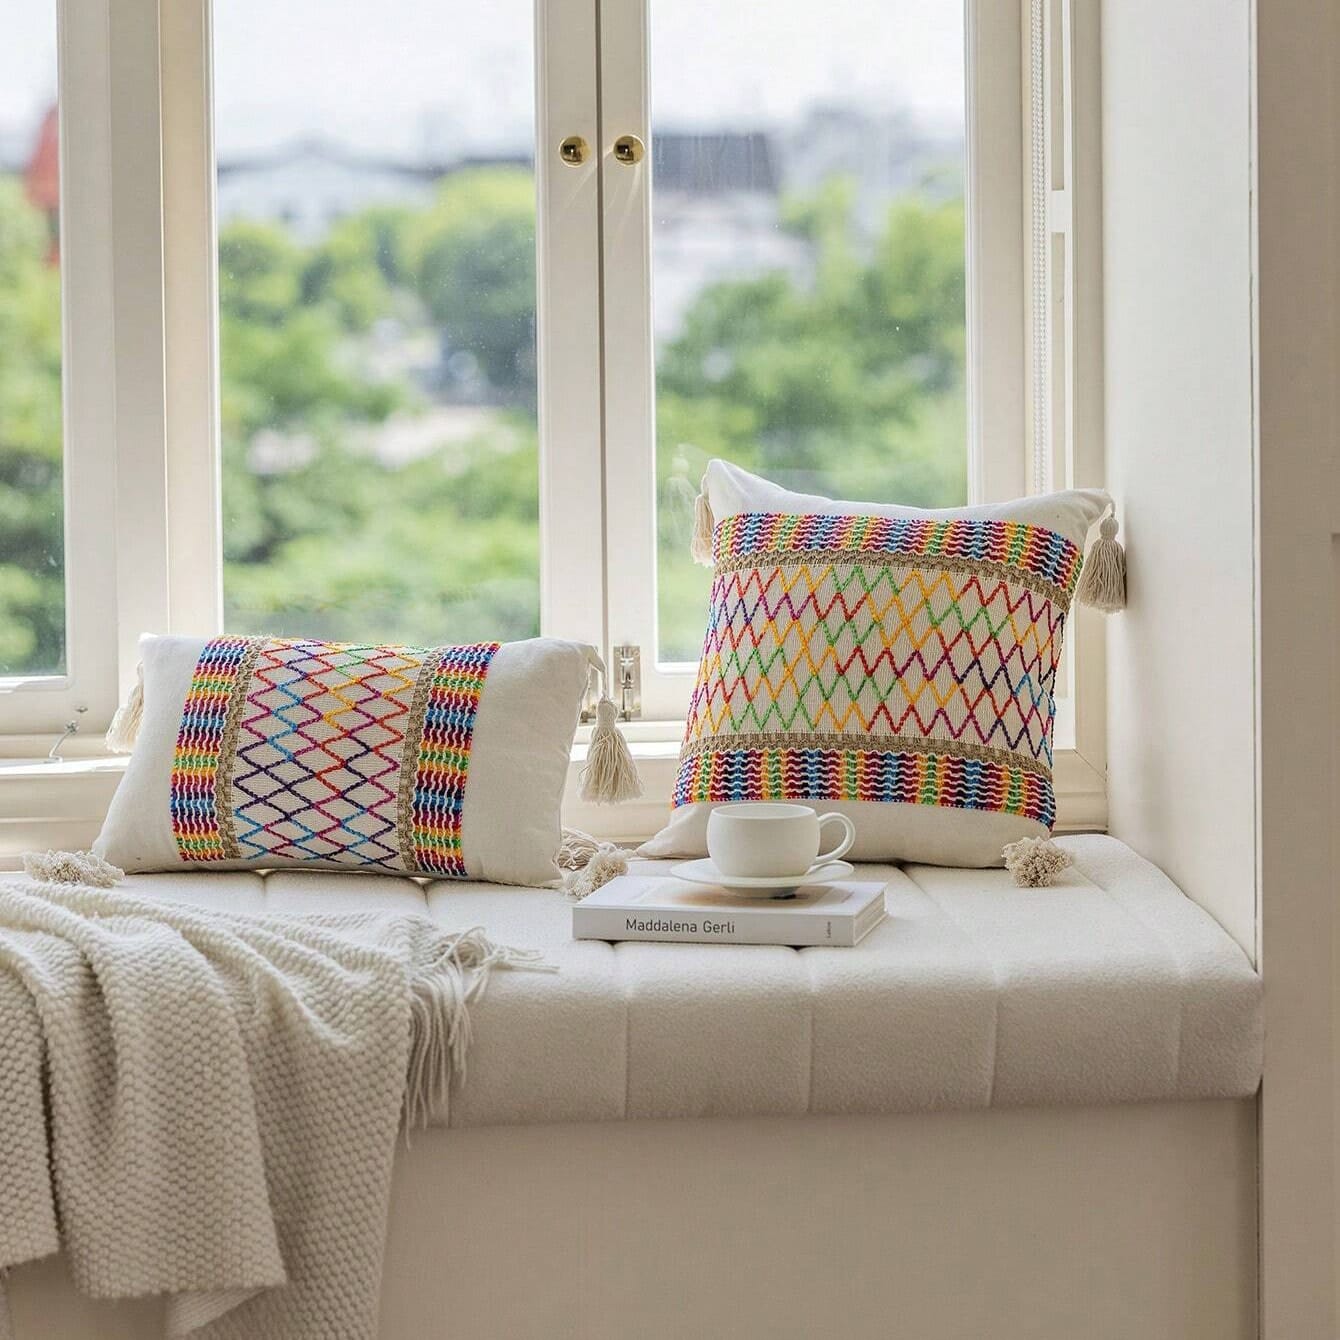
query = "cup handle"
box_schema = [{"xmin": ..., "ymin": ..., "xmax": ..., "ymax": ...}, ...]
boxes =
[{"xmin": 809, "ymin": 813, "xmax": 856, "ymax": 871}]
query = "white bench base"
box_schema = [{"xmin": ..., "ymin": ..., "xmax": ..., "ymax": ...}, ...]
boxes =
[{"xmin": 10, "ymin": 1100, "xmax": 1256, "ymax": 1340}]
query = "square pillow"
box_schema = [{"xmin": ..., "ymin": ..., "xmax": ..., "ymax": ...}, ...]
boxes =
[
  {"xmin": 97, "ymin": 634, "xmax": 592, "ymax": 885},
  {"xmin": 639, "ymin": 460, "xmax": 1111, "ymax": 867}
]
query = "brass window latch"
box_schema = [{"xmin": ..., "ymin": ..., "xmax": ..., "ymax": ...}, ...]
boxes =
[
  {"xmin": 559, "ymin": 135, "xmax": 644, "ymax": 167},
  {"xmin": 611, "ymin": 134, "xmax": 645, "ymax": 165},
  {"xmin": 558, "ymin": 136, "xmax": 589, "ymax": 165}
]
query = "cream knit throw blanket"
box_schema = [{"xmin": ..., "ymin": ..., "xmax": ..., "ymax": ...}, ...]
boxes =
[{"xmin": 0, "ymin": 876, "xmax": 539, "ymax": 1338}]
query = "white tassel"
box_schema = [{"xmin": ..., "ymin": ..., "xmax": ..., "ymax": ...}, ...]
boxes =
[
  {"xmin": 1077, "ymin": 511, "xmax": 1126, "ymax": 612},
  {"xmin": 22, "ymin": 849, "xmax": 124, "ymax": 887},
  {"xmin": 557, "ymin": 827, "xmax": 604, "ymax": 871},
  {"xmin": 581, "ymin": 697, "xmax": 643, "ymax": 804},
  {"xmin": 1002, "ymin": 836, "xmax": 1073, "ymax": 888},
  {"xmin": 106, "ymin": 663, "xmax": 145, "ymax": 754},
  {"xmin": 563, "ymin": 844, "xmax": 629, "ymax": 900},
  {"xmin": 578, "ymin": 651, "xmax": 643, "ymax": 805},
  {"xmin": 558, "ymin": 825, "xmax": 630, "ymax": 898},
  {"xmin": 690, "ymin": 478, "xmax": 715, "ymax": 566}
]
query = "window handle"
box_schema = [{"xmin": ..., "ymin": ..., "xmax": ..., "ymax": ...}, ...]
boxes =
[{"xmin": 612, "ymin": 134, "xmax": 645, "ymax": 166}]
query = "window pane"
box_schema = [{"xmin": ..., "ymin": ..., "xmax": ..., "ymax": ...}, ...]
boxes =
[
  {"xmin": 215, "ymin": 1, "xmax": 539, "ymax": 645},
  {"xmin": 0, "ymin": 7, "xmax": 64, "ymax": 675},
  {"xmin": 652, "ymin": 3, "xmax": 968, "ymax": 662}
]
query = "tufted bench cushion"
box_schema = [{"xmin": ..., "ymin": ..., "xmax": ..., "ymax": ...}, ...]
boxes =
[{"xmin": 113, "ymin": 834, "xmax": 1261, "ymax": 1126}]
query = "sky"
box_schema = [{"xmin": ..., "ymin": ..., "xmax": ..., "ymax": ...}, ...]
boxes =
[
  {"xmin": 0, "ymin": 2, "xmax": 57, "ymax": 129},
  {"xmin": 1, "ymin": 1, "xmax": 964, "ymax": 156}
]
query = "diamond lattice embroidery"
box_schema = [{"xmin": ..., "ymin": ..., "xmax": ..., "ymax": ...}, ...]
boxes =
[
  {"xmin": 229, "ymin": 640, "xmax": 425, "ymax": 866},
  {"xmin": 674, "ymin": 512, "xmax": 1084, "ymax": 828},
  {"xmin": 169, "ymin": 636, "xmax": 500, "ymax": 872},
  {"xmin": 689, "ymin": 562, "xmax": 1064, "ymax": 761}
]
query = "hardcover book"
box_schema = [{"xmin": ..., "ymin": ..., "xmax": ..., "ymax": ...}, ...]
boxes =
[{"xmin": 572, "ymin": 875, "xmax": 886, "ymax": 947}]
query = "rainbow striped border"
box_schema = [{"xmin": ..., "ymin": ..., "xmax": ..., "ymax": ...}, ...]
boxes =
[
  {"xmin": 169, "ymin": 636, "xmax": 256, "ymax": 862},
  {"xmin": 714, "ymin": 512, "xmax": 1083, "ymax": 598},
  {"xmin": 673, "ymin": 743, "xmax": 1056, "ymax": 831},
  {"xmin": 403, "ymin": 642, "xmax": 499, "ymax": 876}
]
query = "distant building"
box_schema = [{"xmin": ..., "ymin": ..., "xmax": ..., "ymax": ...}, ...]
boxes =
[
  {"xmin": 651, "ymin": 130, "xmax": 806, "ymax": 340},
  {"xmin": 653, "ymin": 131, "xmax": 778, "ymax": 195},
  {"xmin": 216, "ymin": 139, "xmax": 530, "ymax": 242},
  {"xmin": 782, "ymin": 103, "xmax": 964, "ymax": 233}
]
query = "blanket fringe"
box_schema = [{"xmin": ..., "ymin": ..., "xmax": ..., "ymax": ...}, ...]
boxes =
[{"xmin": 403, "ymin": 929, "xmax": 553, "ymax": 1131}]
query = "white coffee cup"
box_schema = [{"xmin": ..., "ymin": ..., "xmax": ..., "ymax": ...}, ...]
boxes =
[{"xmin": 706, "ymin": 802, "xmax": 857, "ymax": 879}]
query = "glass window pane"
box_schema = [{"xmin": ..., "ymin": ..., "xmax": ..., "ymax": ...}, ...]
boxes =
[
  {"xmin": 0, "ymin": 6, "xmax": 64, "ymax": 675},
  {"xmin": 651, "ymin": 3, "xmax": 968, "ymax": 662},
  {"xmin": 214, "ymin": 1, "xmax": 539, "ymax": 645}
]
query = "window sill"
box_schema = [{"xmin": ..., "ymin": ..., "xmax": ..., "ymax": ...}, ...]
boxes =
[{"xmin": 0, "ymin": 738, "xmax": 1106, "ymax": 864}]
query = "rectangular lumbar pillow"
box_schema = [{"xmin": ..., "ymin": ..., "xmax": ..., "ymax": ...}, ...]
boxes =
[
  {"xmin": 97, "ymin": 634, "xmax": 593, "ymax": 885},
  {"xmin": 639, "ymin": 460, "xmax": 1114, "ymax": 868}
]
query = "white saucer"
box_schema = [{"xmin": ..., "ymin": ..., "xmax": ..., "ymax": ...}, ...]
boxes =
[{"xmin": 670, "ymin": 858, "xmax": 855, "ymax": 897}]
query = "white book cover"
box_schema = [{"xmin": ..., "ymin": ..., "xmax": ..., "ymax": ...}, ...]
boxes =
[{"xmin": 572, "ymin": 875, "xmax": 887, "ymax": 947}]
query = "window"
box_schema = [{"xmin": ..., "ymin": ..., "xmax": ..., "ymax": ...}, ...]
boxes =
[
  {"xmin": 213, "ymin": 0, "xmax": 544, "ymax": 645},
  {"xmin": 646, "ymin": 3, "xmax": 970, "ymax": 666},
  {"xmin": 10, "ymin": 0, "xmax": 1106, "ymax": 827},
  {"xmin": 0, "ymin": 10, "xmax": 64, "ymax": 679},
  {"xmin": 603, "ymin": 0, "xmax": 1024, "ymax": 717},
  {"xmin": 0, "ymin": 0, "xmax": 117, "ymax": 732},
  {"xmin": 198, "ymin": 1, "xmax": 1010, "ymax": 706}
]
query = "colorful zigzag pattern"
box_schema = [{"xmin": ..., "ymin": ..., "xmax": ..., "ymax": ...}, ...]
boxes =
[
  {"xmin": 714, "ymin": 511, "xmax": 1084, "ymax": 597},
  {"xmin": 405, "ymin": 641, "xmax": 499, "ymax": 876},
  {"xmin": 674, "ymin": 741, "xmax": 1055, "ymax": 830},
  {"xmin": 169, "ymin": 635, "xmax": 256, "ymax": 861}
]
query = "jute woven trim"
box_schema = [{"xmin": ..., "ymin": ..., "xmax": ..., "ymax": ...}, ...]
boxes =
[{"xmin": 396, "ymin": 648, "xmax": 442, "ymax": 873}]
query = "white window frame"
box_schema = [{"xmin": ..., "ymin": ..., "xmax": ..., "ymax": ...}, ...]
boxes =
[
  {"xmin": 1025, "ymin": 0, "xmax": 1106, "ymax": 827},
  {"xmin": 7, "ymin": 0, "xmax": 1106, "ymax": 836}
]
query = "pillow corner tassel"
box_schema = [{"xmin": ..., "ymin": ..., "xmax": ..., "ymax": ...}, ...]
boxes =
[
  {"xmin": 1076, "ymin": 508, "xmax": 1126, "ymax": 612},
  {"xmin": 689, "ymin": 475, "xmax": 716, "ymax": 567},
  {"xmin": 580, "ymin": 698, "xmax": 643, "ymax": 805},
  {"xmin": 578, "ymin": 653, "xmax": 643, "ymax": 805},
  {"xmin": 558, "ymin": 827, "xmax": 630, "ymax": 900},
  {"xmin": 105, "ymin": 662, "xmax": 145, "ymax": 754},
  {"xmin": 1002, "ymin": 836, "xmax": 1073, "ymax": 888}
]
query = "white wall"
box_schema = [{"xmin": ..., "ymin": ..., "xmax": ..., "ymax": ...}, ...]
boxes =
[
  {"xmin": 1254, "ymin": 0, "xmax": 1340, "ymax": 1331},
  {"xmin": 1100, "ymin": 0, "xmax": 1256, "ymax": 956},
  {"xmin": 1105, "ymin": 3, "xmax": 1340, "ymax": 1328}
]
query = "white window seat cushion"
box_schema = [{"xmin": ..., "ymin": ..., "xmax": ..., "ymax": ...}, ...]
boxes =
[{"xmin": 97, "ymin": 834, "xmax": 1262, "ymax": 1126}]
